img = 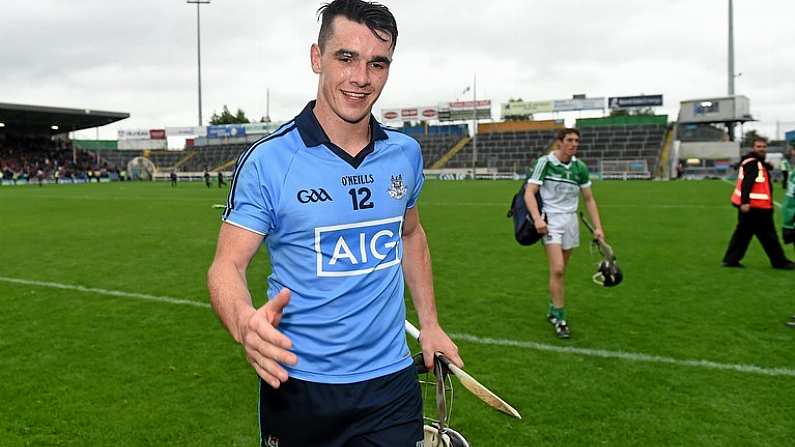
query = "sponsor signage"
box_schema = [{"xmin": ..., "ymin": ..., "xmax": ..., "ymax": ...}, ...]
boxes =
[
  {"xmin": 420, "ymin": 106, "xmax": 438, "ymax": 120},
  {"xmin": 552, "ymin": 97, "xmax": 605, "ymax": 112},
  {"xmin": 243, "ymin": 122, "xmax": 283, "ymax": 135},
  {"xmin": 442, "ymin": 99, "xmax": 492, "ymax": 121},
  {"xmin": 207, "ymin": 124, "xmax": 246, "ymax": 138},
  {"xmin": 149, "ymin": 129, "xmax": 166, "ymax": 140},
  {"xmin": 608, "ymin": 95, "xmax": 663, "ymax": 109},
  {"xmin": 165, "ymin": 126, "xmax": 205, "ymax": 137},
  {"xmin": 118, "ymin": 139, "xmax": 169, "ymax": 150},
  {"xmin": 382, "ymin": 108, "xmax": 400, "ymax": 121},
  {"xmin": 501, "ymin": 100, "xmax": 554, "ymax": 117},
  {"xmin": 448, "ymin": 99, "xmax": 491, "ymax": 110},
  {"xmin": 381, "ymin": 106, "xmax": 439, "ymax": 122},
  {"xmin": 118, "ymin": 128, "xmax": 150, "ymax": 140}
]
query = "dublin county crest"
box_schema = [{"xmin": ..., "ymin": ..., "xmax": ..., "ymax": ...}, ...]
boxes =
[{"xmin": 388, "ymin": 174, "xmax": 407, "ymax": 199}]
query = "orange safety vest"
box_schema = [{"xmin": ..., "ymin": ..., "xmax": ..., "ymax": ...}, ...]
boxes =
[{"xmin": 731, "ymin": 157, "xmax": 772, "ymax": 209}]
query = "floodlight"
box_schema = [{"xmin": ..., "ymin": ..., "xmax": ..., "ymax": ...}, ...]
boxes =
[{"xmin": 51, "ymin": 125, "xmax": 60, "ymax": 130}]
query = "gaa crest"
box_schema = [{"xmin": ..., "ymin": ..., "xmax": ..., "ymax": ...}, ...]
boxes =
[
  {"xmin": 388, "ymin": 174, "xmax": 407, "ymax": 200},
  {"xmin": 264, "ymin": 435, "xmax": 279, "ymax": 447}
]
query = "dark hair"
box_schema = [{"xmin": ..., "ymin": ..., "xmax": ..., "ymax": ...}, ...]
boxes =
[
  {"xmin": 556, "ymin": 127, "xmax": 580, "ymax": 141},
  {"xmin": 752, "ymin": 136, "xmax": 768, "ymax": 145},
  {"xmin": 317, "ymin": 0, "xmax": 398, "ymax": 51}
]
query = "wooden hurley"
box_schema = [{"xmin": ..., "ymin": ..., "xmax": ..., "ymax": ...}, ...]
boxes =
[{"xmin": 405, "ymin": 320, "xmax": 521, "ymax": 419}]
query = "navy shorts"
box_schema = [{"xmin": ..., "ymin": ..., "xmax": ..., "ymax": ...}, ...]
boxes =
[{"xmin": 259, "ymin": 365, "xmax": 423, "ymax": 447}]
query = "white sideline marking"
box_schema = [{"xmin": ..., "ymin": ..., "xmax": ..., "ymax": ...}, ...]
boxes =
[
  {"xmin": 2, "ymin": 275, "xmax": 793, "ymax": 378},
  {"xmin": 423, "ymin": 202, "xmax": 727, "ymax": 209},
  {"xmin": 0, "ymin": 276, "xmax": 210, "ymax": 309},
  {"xmin": 449, "ymin": 333, "xmax": 795, "ymax": 378}
]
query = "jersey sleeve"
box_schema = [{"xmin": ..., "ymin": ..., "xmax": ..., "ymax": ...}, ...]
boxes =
[
  {"xmin": 527, "ymin": 156, "xmax": 548, "ymax": 185},
  {"xmin": 222, "ymin": 155, "xmax": 277, "ymax": 236},
  {"xmin": 578, "ymin": 161, "xmax": 592, "ymax": 189},
  {"xmin": 406, "ymin": 139, "xmax": 425, "ymax": 209}
]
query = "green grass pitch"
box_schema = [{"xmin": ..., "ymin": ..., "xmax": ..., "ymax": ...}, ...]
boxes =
[{"xmin": 1, "ymin": 179, "xmax": 793, "ymax": 446}]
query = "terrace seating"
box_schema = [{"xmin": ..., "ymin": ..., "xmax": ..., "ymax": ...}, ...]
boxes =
[{"xmin": 442, "ymin": 124, "xmax": 667, "ymax": 177}]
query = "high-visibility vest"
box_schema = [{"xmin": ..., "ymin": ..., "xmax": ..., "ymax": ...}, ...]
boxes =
[{"xmin": 732, "ymin": 158, "xmax": 772, "ymax": 209}]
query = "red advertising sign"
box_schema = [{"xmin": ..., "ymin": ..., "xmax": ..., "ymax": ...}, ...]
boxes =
[
  {"xmin": 400, "ymin": 108, "xmax": 418, "ymax": 119},
  {"xmin": 149, "ymin": 129, "xmax": 166, "ymax": 140}
]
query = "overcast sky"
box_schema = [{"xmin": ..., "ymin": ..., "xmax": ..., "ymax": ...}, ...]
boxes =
[{"xmin": 1, "ymin": 0, "xmax": 793, "ymax": 140}]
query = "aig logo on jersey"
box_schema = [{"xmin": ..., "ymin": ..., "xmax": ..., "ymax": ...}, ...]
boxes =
[
  {"xmin": 297, "ymin": 188, "xmax": 333, "ymax": 204},
  {"xmin": 314, "ymin": 216, "xmax": 403, "ymax": 277}
]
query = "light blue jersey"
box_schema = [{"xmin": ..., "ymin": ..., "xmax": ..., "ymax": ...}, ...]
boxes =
[{"xmin": 222, "ymin": 101, "xmax": 423, "ymax": 383}]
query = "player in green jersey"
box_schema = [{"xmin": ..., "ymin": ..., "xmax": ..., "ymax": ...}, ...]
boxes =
[
  {"xmin": 524, "ymin": 128, "xmax": 606, "ymax": 338},
  {"xmin": 784, "ymin": 159, "xmax": 795, "ymax": 328},
  {"xmin": 781, "ymin": 145, "xmax": 794, "ymax": 189}
]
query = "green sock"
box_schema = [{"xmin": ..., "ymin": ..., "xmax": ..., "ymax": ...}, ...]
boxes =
[{"xmin": 549, "ymin": 303, "xmax": 566, "ymax": 321}]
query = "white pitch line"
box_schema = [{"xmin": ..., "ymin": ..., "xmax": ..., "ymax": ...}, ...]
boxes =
[
  {"xmin": 449, "ymin": 333, "xmax": 795, "ymax": 378},
  {"xmin": 422, "ymin": 202, "xmax": 726, "ymax": 209},
  {"xmin": 0, "ymin": 276, "xmax": 210, "ymax": 309},
  {"xmin": 2, "ymin": 275, "xmax": 793, "ymax": 378}
]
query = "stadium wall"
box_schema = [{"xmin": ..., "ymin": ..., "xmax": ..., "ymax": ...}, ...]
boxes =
[
  {"xmin": 478, "ymin": 120, "xmax": 563, "ymax": 134},
  {"xmin": 576, "ymin": 115, "xmax": 668, "ymax": 127}
]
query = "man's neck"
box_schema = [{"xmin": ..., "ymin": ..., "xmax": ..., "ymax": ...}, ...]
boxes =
[
  {"xmin": 554, "ymin": 150, "xmax": 572, "ymax": 164},
  {"xmin": 313, "ymin": 102, "xmax": 371, "ymax": 156}
]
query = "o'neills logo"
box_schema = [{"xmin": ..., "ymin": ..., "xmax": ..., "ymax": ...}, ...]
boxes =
[{"xmin": 341, "ymin": 174, "xmax": 374, "ymax": 186}]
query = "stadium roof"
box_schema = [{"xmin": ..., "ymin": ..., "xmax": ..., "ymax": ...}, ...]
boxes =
[{"xmin": 0, "ymin": 102, "xmax": 129, "ymax": 135}]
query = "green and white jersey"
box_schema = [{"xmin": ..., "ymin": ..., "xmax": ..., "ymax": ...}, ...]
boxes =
[
  {"xmin": 527, "ymin": 152, "xmax": 591, "ymax": 214},
  {"xmin": 787, "ymin": 165, "xmax": 795, "ymax": 198},
  {"xmin": 781, "ymin": 158, "xmax": 791, "ymax": 173},
  {"xmin": 783, "ymin": 170, "xmax": 795, "ymax": 230}
]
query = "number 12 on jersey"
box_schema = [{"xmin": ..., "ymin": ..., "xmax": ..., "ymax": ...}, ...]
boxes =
[{"xmin": 348, "ymin": 187, "xmax": 374, "ymax": 210}]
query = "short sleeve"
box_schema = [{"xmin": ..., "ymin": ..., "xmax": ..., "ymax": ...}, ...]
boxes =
[
  {"xmin": 222, "ymin": 156, "xmax": 276, "ymax": 236},
  {"xmin": 406, "ymin": 140, "xmax": 425, "ymax": 209},
  {"xmin": 527, "ymin": 156, "xmax": 548, "ymax": 185},
  {"xmin": 578, "ymin": 162, "xmax": 592, "ymax": 189}
]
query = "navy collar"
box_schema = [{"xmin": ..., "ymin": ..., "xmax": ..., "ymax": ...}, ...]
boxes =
[{"xmin": 294, "ymin": 100, "xmax": 387, "ymax": 169}]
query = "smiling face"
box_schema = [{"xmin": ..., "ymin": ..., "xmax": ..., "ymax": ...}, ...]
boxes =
[{"xmin": 311, "ymin": 16, "xmax": 393, "ymax": 127}]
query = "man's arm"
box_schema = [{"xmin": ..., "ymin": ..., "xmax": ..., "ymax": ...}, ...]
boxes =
[
  {"xmin": 207, "ymin": 223, "xmax": 297, "ymax": 388},
  {"xmin": 524, "ymin": 182, "xmax": 547, "ymax": 234},
  {"xmin": 581, "ymin": 187, "xmax": 605, "ymax": 241},
  {"xmin": 401, "ymin": 206, "xmax": 463, "ymax": 370},
  {"xmin": 740, "ymin": 161, "xmax": 757, "ymax": 212}
]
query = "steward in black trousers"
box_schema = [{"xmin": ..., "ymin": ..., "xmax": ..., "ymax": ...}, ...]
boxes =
[{"xmin": 722, "ymin": 138, "xmax": 794, "ymax": 269}]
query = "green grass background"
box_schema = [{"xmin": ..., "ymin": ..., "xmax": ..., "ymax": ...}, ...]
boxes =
[{"xmin": 1, "ymin": 180, "xmax": 793, "ymax": 446}]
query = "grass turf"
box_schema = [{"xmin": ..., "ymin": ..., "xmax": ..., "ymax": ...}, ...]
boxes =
[{"xmin": 1, "ymin": 179, "xmax": 793, "ymax": 446}]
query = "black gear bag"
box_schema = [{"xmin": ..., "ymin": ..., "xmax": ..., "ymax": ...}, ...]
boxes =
[{"xmin": 507, "ymin": 182, "xmax": 544, "ymax": 246}]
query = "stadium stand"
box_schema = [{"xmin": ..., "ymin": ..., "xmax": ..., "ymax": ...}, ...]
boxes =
[
  {"xmin": 441, "ymin": 116, "xmax": 668, "ymax": 178},
  {"xmin": 0, "ymin": 103, "xmax": 129, "ymax": 184},
  {"xmin": 181, "ymin": 144, "xmax": 246, "ymax": 172}
]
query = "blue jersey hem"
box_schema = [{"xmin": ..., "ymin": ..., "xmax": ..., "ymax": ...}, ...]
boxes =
[{"xmin": 285, "ymin": 355, "xmax": 414, "ymax": 384}]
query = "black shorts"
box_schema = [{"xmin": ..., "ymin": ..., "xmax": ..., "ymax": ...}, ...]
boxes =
[{"xmin": 258, "ymin": 365, "xmax": 423, "ymax": 447}]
